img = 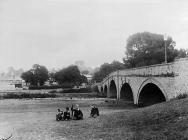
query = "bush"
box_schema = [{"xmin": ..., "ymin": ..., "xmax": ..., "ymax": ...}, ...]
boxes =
[
  {"xmin": 29, "ymin": 85, "xmax": 60, "ymax": 90},
  {"xmin": 1, "ymin": 93, "xmax": 57, "ymax": 99},
  {"xmin": 28, "ymin": 84, "xmax": 74, "ymax": 90},
  {"xmin": 176, "ymin": 93, "xmax": 188, "ymax": 99}
]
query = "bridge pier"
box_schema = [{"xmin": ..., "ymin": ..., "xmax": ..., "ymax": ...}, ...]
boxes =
[{"xmin": 117, "ymin": 70, "xmax": 120, "ymax": 100}]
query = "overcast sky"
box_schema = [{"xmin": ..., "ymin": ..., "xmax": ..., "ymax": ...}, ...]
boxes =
[{"xmin": 0, "ymin": 0, "xmax": 188, "ymax": 71}]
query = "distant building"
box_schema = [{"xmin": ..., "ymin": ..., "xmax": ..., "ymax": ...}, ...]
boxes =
[
  {"xmin": 0, "ymin": 74, "xmax": 23, "ymax": 90},
  {"xmin": 83, "ymin": 74, "xmax": 92, "ymax": 84}
]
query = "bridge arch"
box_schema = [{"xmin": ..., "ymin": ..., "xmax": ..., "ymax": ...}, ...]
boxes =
[
  {"xmin": 120, "ymin": 83, "xmax": 134, "ymax": 102},
  {"xmin": 109, "ymin": 80, "xmax": 117, "ymax": 98},
  {"xmin": 138, "ymin": 78, "xmax": 167, "ymax": 106},
  {"xmin": 101, "ymin": 87, "xmax": 103, "ymax": 93},
  {"xmin": 104, "ymin": 85, "xmax": 107, "ymax": 97}
]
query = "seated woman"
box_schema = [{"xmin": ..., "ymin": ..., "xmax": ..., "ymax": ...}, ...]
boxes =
[
  {"xmin": 63, "ymin": 107, "xmax": 71, "ymax": 120},
  {"xmin": 56, "ymin": 108, "xmax": 63, "ymax": 121},
  {"xmin": 90, "ymin": 105, "xmax": 99, "ymax": 118},
  {"xmin": 72, "ymin": 104, "xmax": 83, "ymax": 120}
]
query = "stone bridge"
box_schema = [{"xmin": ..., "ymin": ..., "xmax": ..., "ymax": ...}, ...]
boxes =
[{"xmin": 98, "ymin": 58, "xmax": 188, "ymax": 106}]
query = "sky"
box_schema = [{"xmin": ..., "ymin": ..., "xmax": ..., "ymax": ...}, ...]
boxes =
[{"xmin": 0, "ymin": 0, "xmax": 188, "ymax": 72}]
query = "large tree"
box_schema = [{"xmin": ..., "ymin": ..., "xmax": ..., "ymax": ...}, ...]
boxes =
[
  {"xmin": 54, "ymin": 65, "xmax": 87, "ymax": 86},
  {"xmin": 21, "ymin": 64, "xmax": 48, "ymax": 86},
  {"xmin": 123, "ymin": 32, "xmax": 184, "ymax": 68}
]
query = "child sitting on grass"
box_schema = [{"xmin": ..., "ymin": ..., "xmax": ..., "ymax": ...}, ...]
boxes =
[
  {"xmin": 90, "ymin": 105, "xmax": 99, "ymax": 118},
  {"xmin": 63, "ymin": 107, "xmax": 71, "ymax": 120},
  {"xmin": 56, "ymin": 109, "xmax": 63, "ymax": 121}
]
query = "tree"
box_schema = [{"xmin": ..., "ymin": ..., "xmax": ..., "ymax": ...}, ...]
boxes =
[
  {"xmin": 92, "ymin": 61, "xmax": 125, "ymax": 82},
  {"xmin": 32, "ymin": 64, "xmax": 49, "ymax": 86},
  {"xmin": 176, "ymin": 48, "xmax": 187, "ymax": 59},
  {"xmin": 123, "ymin": 32, "xmax": 179, "ymax": 68},
  {"xmin": 54, "ymin": 65, "xmax": 85, "ymax": 86},
  {"xmin": 21, "ymin": 64, "xmax": 48, "ymax": 86},
  {"xmin": 21, "ymin": 70, "xmax": 34, "ymax": 86},
  {"xmin": 48, "ymin": 72, "xmax": 56, "ymax": 84},
  {"xmin": 80, "ymin": 75, "xmax": 88, "ymax": 84},
  {"xmin": 111, "ymin": 60, "xmax": 125, "ymax": 71}
]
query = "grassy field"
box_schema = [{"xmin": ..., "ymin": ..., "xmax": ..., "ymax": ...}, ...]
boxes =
[{"xmin": 0, "ymin": 96, "xmax": 187, "ymax": 140}]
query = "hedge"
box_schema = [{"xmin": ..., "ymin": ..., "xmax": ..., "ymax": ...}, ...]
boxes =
[{"xmin": 28, "ymin": 84, "xmax": 73, "ymax": 90}]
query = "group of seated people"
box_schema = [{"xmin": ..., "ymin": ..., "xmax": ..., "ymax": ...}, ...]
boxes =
[
  {"xmin": 56, "ymin": 104, "xmax": 99, "ymax": 121},
  {"xmin": 56, "ymin": 107, "xmax": 71, "ymax": 121}
]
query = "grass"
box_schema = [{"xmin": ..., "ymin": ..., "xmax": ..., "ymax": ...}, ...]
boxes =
[
  {"xmin": 0, "ymin": 95, "xmax": 187, "ymax": 139},
  {"xmin": 91, "ymin": 99, "xmax": 188, "ymax": 140},
  {"xmin": 48, "ymin": 87, "xmax": 93, "ymax": 94},
  {"xmin": 48, "ymin": 88, "xmax": 105, "ymax": 98},
  {"xmin": 57, "ymin": 92, "xmax": 105, "ymax": 99},
  {"xmin": 60, "ymin": 87, "xmax": 92, "ymax": 93},
  {"xmin": 55, "ymin": 98, "xmax": 188, "ymax": 140}
]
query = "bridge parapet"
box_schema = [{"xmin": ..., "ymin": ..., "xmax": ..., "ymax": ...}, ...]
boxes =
[
  {"xmin": 118, "ymin": 62, "xmax": 175, "ymax": 77},
  {"xmin": 103, "ymin": 58, "xmax": 188, "ymax": 83}
]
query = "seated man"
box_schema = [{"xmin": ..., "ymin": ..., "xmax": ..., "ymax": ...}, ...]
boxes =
[
  {"xmin": 72, "ymin": 104, "xmax": 83, "ymax": 120},
  {"xmin": 90, "ymin": 105, "xmax": 99, "ymax": 118},
  {"xmin": 56, "ymin": 109, "xmax": 63, "ymax": 121},
  {"xmin": 63, "ymin": 107, "xmax": 71, "ymax": 120}
]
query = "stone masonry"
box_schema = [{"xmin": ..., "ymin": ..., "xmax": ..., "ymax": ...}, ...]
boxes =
[{"xmin": 98, "ymin": 58, "xmax": 188, "ymax": 105}]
